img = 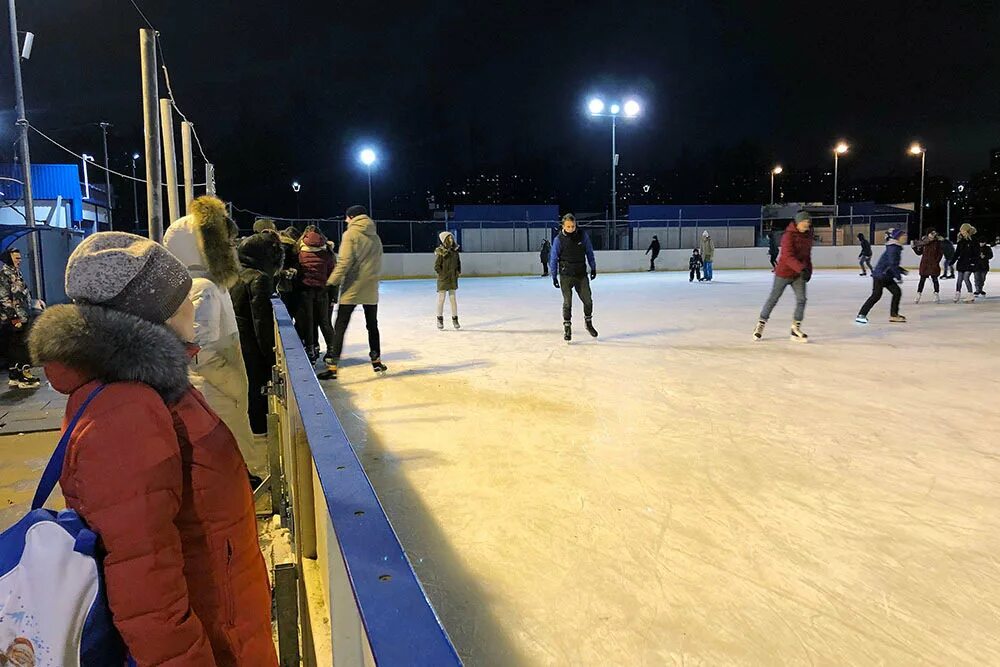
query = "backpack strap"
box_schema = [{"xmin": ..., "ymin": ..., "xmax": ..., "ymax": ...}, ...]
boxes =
[{"xmin": 31, "ymin": 384, "xmax": 106, "ymax": 510}]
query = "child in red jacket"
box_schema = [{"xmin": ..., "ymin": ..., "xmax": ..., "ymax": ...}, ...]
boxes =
[{"xmin": 753, "ymin": 212, "xmax": 813, "ymax": 342}]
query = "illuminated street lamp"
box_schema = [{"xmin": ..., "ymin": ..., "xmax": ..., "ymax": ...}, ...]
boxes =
[
  {"xmin": 131, "ymin": 152, "xmax": 141, "ymax": 231},
  {"xmin": 770, "ymin": 166, "xmax": 783, "ymax": 205},
  {"xmin": 358, "ymin": 148, "xmax": 377, "ymax": 217},
  {"xmin": 292, "ymin": 180, "xmax": 301, "ymax": 218},
  {"xmin": 587, "ymin": 96, "xmax": 642, "ymax": 231},
  {"xmin": 833, "ymin": 141, "xmax": 849, "ymax": 216},
  {"xmin": 909, "ymin": 143, "xmax": 926, "ymax": 237}
]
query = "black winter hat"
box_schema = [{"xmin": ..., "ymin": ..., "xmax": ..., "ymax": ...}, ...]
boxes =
[
  {"xmin": 346, "ymin": 205, "xmax": 368, "ymax": 219},
  {"xmin": 238, "ymin": 232, "xmax": 285, "ymax": 276}
]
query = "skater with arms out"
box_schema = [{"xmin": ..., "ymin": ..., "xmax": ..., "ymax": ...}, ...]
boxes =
[
  {"xmin": 753, "ymin": 211, "xmax": 813, "ymax": 342},
  {"xmin": 550, "ymin": 214, "xmax": 598, "ymax": 341}
]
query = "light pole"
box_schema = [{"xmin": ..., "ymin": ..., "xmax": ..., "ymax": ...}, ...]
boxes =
[
  {"xmin": 291, "ymin": 180, "xmax": 301, "ymax": 218},
  {"xmin": 909, "ymin": 143, "xmax": 926, "ymax": 238},
  {"xmin": 588, "ymin": 96, "xmax": 641, "ymax": 244},
  {"xmin": 81, "ymin": 153, "xmax": 95, "ymax": 200},
  {"xmin": 131, "ymin": 152, "xmax": 140, "ymax": 232},
  {"xmin": 833, "ymin": 141, "xmax": 849, "ymax": 217},
  {"xmin": 770, "ymin": 166, "xmax": 783, "ymax": 205},
  {"xmin": 99, "ymin": 122, "xmax": 113, "ymax": 228},
  {"xmin": 358, "ymin": 148, "xmax": 377, "ymax": 217}
]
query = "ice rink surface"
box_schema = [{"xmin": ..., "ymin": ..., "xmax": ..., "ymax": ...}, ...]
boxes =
[{"xmin": 322, "ymin": 269, "xmax": 1000, "ymax": 666}]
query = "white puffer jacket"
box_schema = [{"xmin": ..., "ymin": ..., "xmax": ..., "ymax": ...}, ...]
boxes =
[{"xmin": 164, "ymin": 199, "xmax": 264, "ymax": 474}]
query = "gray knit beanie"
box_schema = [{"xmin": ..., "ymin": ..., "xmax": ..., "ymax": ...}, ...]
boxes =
[{"xmin": 65, "ymin": 232, "xmax": 192, "ymax": 324}]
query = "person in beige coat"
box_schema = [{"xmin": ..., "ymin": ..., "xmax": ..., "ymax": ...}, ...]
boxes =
[
  {"xmin": 163, "ymin": 196, "xmax": 265, "ymax": 475},
  {"xmin": 321, "ymin": 205, "xmax": 385, "ymax": 380}
]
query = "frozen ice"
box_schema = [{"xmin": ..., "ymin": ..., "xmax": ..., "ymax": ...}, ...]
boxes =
[{"xmin": 322, "ymin": 269, "xmax": 1000, "ymax": 666}]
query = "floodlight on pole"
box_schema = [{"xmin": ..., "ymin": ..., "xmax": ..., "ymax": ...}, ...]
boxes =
[
  {"xmin": 609, "ymin": 103, "xmax": 621, "ymax": 115},
  {"xmin": 588, "ymin": 98, "xmax": 605, "ymax": 115},
  {"xmin": 770, "ymin": 166, "xmax": 783, "ymax": 205},
  {"xmin": 623, "ymin": 99, "xmax": 641, "ymax": 118},
  {"xmin": 584, "ymin": 95, "xmax": 643, "ymax": 244},
  {"xmin": 909, "ymin": 143, "xmax": 926, "ymax": 236},
  {"xmin": 358, "ymin": 148, "xmax": 377, "ymax": 216},
  {"xmin": 832, "ymin": 141, "xmax": 850, "ymax": 216},
  {"xmin": 131, "ymin": 152, "xmax": 141, "ymax": 232}
]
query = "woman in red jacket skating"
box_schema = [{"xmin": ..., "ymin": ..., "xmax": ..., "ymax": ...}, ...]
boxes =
[
  {"xmin": 753, "ymin": 211, "xmax": 814, "ymax": 342},
  {"xmin": 30, "ymin": 232, "xmax": 277, "ymax": 667}
]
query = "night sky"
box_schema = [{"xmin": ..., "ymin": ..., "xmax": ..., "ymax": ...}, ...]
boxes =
[{"xmin": 2, "ymin": 1, "xmax": 998, "ymax": 219}]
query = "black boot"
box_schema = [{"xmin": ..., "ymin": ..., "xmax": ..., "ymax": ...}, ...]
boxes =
[
  {"xmin": 563, "ymin": 322, "xmax": 572, "ymax": 342},
  {"xmin": 585, "ymin": 318, "xmax": 599, "ymax": 338},
  {"xmin": 372, "ymin": 359, "xmax": 388, "ymax": 375}
]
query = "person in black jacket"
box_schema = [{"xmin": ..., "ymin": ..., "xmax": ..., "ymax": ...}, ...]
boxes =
[
  {"xmin": 230, "ymin": 232, "xmax": 284, "ymax": 433},
  {"xmin": 277, "ymin": 225, "xmax": 302, "ymax": 318},
  {"xmin": 767, "ymin": 231, "xmax": 779, "ymax": 271},
  {"xmin": 645, "ymin": 235, "xmax": 661, "ymax": 271},
  {"xmin": 857, "ymin": 233, "xmax": 874, "ymax": 276},
  {"xmin": 689, "ymin": 248, "xmax": 703, "ymax": 282},
  {"xmin": 974, "ymin": 238, "xmax": 993, "ymax": 296},
  {"xmin": 953, "ymin": 223, "xmax": 978, "ymax": 302},
  {"xmin": 539, "ymin": 239, "xmax": 551, "ymax": 277},
  {"xmin": 549, "ymin": 214, "xmax": 598, "ymax": 341},
  {"xmin": 940, "ymin": 237, "xmax": 956, "ymax": 278}
]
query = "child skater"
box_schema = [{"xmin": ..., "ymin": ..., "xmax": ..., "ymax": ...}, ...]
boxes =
[
  {"xmin": 975, "ymin": 237, "xmax": 993, "ymax": 296},
  {"xmin": 856, "ymin": 228, "xmax": 908, "ymax": 324},
  {"xmin": 434, "ymin": 231, "xmax": 461, "ymax": 330},
  {"xmin": 689, "ymin": 248, "xmax": 703, "ymax": 282}
]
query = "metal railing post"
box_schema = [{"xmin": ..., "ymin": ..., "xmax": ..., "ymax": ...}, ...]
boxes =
[{"xmin": 274, "ymin": 563, "xmax": 300, "ymax": 666}]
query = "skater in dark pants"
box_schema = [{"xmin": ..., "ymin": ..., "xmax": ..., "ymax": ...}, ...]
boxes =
[
  {"xmin": 550, "ymin": 213, "xmax": 598, "ymax": 341},
  {"xmin": 767, "ymin": 231, "xmax": 779, "ymax": 271},
  {"xmin": 857, "ymin": 233, "xmax": 874, "ymax": 275},
  {"xmin": 296, "ymin": 226, "xmax": 336, "ymax": 363},
  {"xmin": 540, "ymin": 239, "xmax": 551, "ymax": 277},
  {"xmin": 645, "ymin": 235, "xmax": 661, "ymax": 271},
  {"xmin": 689, "ymin": 248, "xmax": 703, "ymax": 282},
  {"xmin": 753, "ymin": 212, "xmax": 813, "ymax": 342},
  {"xmin": 975, "ymin": 238, "xmax": 993, "ymax": 296},
  {"xmin": 912, "ymin": 229, "xmax": 943, "ymax": 303},
  {"xmin": 322, "ymin": 205, "xmax": 385, "ymax": 379},
  {"xmin": 953, "ymin": 223, "xmax": 978, "ymax": 302},
  {"xmin": 940, "ymin": 236, "xmax": 956, "ymax": 278},
  {"xmin": 856, "ymin": 228, "xmax": 909, "ymax": 324}
]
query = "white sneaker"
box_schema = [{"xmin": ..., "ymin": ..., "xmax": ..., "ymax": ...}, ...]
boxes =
[
  {"xmin": 914, "ymin": 293, "xmax": 922, "ymax": 304},
  {"xmin": 964, "ymin": 294, "xmax": 976, "ymax": 303},
  {"xmin": 954, "ymin": 292, "xmax": 961, "ymax": 303},
  {"xmin": 855, "ymin": 315, "xmax": 869, "ymax": 324}
]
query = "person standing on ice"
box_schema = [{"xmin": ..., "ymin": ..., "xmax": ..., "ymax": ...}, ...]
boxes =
[
  {"xmin": 767, "ymin": 231, "xmax": 779, "ymax": 271},
  {"xmin": 550, "ymin": 213, "xmax": 598, "ymax": 342},
  {"xmin": 645, "ymin": 235, "xmax": 661, "ymax": 271},
  {"xmin": 753, "ymin": 211, "xmax": 813, "ymax": 342},
  {"xmin": 689, "ymin": 247, "xmax": 703, "ymax": 282},
  {"xmin": 912, "ymin": 228, "xmax": 943, "ymax": 303},
  {"xmin": 953, "ymin": 223, "xmax": 978, "ymax": 302},
  {"xmin": 434, "ymin": 231, "xmax": 461, "ymax": 330},
  {"xmin": 940, "ymin": 235, "xmax": 956, "ymax": 279},
  {"xmin": 700, "ymin": 230, "xmax": 715, "ymax": 281},
  {"xmin": 540, "ymin": 238, "xmax": 551, "ymax": 277},
  {"xmin": 855, "ymin": 228, "xmax": 909, "ymax": 324},
  {"xmin": 857, "ymin": 232, "xmax": 874, "ymax": 276},
  {"xmin": 974, "ymin": 237, "xmax": 993, "ymax": 296},
  {"xmin": 322, "ymin": 205, "xmax": 386, "ymax": 380}
]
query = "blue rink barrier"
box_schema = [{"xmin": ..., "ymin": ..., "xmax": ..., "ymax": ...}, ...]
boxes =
[{"xmin": 267, "ymin": 299, "xmax": 461, "ymax": 666}]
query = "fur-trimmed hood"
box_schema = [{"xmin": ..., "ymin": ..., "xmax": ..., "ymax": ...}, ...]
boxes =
[
  {"xmin": 163, "ymin": 197, "xmax": 240, "ymax": 289},
  {"xmin": 29, "ymin": 303, "xmax": 191, "ymax": 403}
]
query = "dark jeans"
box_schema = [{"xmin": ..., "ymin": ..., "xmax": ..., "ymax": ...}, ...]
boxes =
[
  {"xmin": 860, "ymin": 256, "xmax": 873, "ymax": 273},
  {"xmin": 560, "ymin": 274, "xmax": 593, "ymax": 322},
  {"xmin": 649, "ymin": 253, "xmax": 659, "ymax": 271},
  {"xmin": 769, "ymin": 255, "xmax": 778, "ymax": 269},
  {"xmin": 975, "ymin": 271, "xmax": 988, "ymax": 293},
  {"xmin": 541, "ymin": 261, "xmax": 549, "ymax": 277},
  {"xmin": 3, "ymin": 322, "xmax": 30, "ymax": 371},
  {"xmin": 859, "ymin": 278, "xmax": 902, "ymax": 317},
  {"xmin": 943, "ymin": 259, "xmax": 955, "ymax": 277},
  {"xmin": 328, "ymin": 304, "xmax": 381, "ymax": 364},
  {"xmin": 296, "ymin": 286, "xmax": 334, "ymax": 350},
  {"xmin": 690, "ymin": 267, "xmax": 702, "ymax": 281},
  {"xmin": 917, "ymin": 275, "xmax": 940, "ymax": 293}
]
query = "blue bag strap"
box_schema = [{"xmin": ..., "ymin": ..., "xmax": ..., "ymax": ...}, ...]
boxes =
[{"xmin": 31, "ymin": 384, "xmax": 106, "ymax": 510}]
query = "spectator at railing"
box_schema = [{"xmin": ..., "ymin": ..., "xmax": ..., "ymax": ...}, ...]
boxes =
[
  {"xmin": 277, "ymin": 225, "xmax": 302, "ymax": 319},
  {"xmin": 232, "ymin": 231, "xmax": 284, "ymax": 434},
  {"xmin": 29, "ymin": 232, "xmax": 277, "ymax": 666},
  {"xmin": 164, "ymin": 196, "xmax": 264, "ymax": 476},
  {"xmin": 297, "ymin": 226, "xmax": 337, "ymax": 364}
]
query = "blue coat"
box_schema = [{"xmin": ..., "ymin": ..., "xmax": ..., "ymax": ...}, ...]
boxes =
[
  {"xmin": 549, "ymin": 230, "xmax": 596, "ymax": 278},
  {"xmin": 872, "ymin": 242, "xmax": 904, "ymax": 281}
]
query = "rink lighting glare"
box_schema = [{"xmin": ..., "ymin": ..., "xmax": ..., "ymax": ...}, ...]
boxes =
[
  {"xmin": 292, "ymin": 181, "xmax": 301, "ymax": 192},
  {"xmin": 609, "ymin": 104, "xmax": 621, "ymax": 115},
  {"xmin": 588, "ymin": 98, "xmax": 605, "ymax": 115},
  {"xmin": 909, "ymin": 143, "xmax": 925, "ymax": 155},
  {"xmin": 623, "ymin": 100, "xmax": 641, "ymax": 117},
  {"xmin": 835, "ymin": 142, "xmax": 849, "ymax": 154},
  {"xmin": 131, "ymin": 152, "xmax": 140, "ymax": 160},
  {"xmin": 772, "ymin": 166, "xmax": 783, "ymax": 174},
  {"xmin": 359, "ymin": 148, "xmax": 377, "ymax": 166}
]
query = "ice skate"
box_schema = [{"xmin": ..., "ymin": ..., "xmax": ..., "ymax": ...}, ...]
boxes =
[
  {"xmin": 789, "ymin": 321, "xmax": 808, "ymax": 343},
  {"xmin": 322, "ymin": 352, "xmax": 335, "ymax": 366},
  {"xmin": 372, "ymin": 359, "xmax": 388, "ymax": 376},
  {"xmin": 752, "ymin": 319, "xmax": 765, "ymax": 341},
  {"xmin": 437, "ymin": 316, "xmax": 444, "ymax": 330},
  {"xmin": 585, "ymin": 318, "xmax": 598, "ymax": 338},
  {"xmin": 855, "ymin": 315, "xmax": 869, "ymax": 325},
  {"xmin": 914, "ymin": 292, "xmax": 922, "ymax": 304},
  {"xmin": 452, "ymin": 316, "xmax": 461, "ymax": 330},
  {"xmin": 16, "ymin": 367, "xmax": 39, "ymax": 389},
  {"xmin": 964, "ymin": 293, "xmax": 976, "ymax": 303},
  {"xmin": 317, "ymin": 363, "xmax": 338, "ymax": 381},
  {"xmin": 934, "ymin": 292, "xmax": 940, "ymax": 303},
  {"xmin": 563, "ymin": 322, "xmax": 572, "ymax": 342},
  {"xmin": 889, "ymin": 314, "xmax": 907, "ymax": 323}
]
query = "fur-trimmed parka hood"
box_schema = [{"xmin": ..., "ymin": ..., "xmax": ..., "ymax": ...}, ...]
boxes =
[
  {"xmin": 163, "ymin": 197, "xmax": 240, "ymax": 289},
  {"xmin": 29, "ymin": 303, "xmax": 191, "ymax": 403}
]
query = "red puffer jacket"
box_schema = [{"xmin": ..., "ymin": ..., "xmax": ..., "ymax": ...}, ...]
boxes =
[
  {"xmin": 29, "ymin": 304, "xmax": 277, "ymax": 667},
  {"xmin": 775, "ymin": 221, "xmax": 814, "ymax": 279},
  {"xmin": 298, "ymin": 231, "xmax": 335, "ymax": 288}
]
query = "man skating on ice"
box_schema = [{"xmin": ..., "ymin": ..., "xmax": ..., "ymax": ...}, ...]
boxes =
[
  {"xmin": 550, "ymin": 214, "xmax": 598, "ymax": 341},
  {"xmin": 753, "ymin": 211, "xmax": 813, "ymax": 342},
  {"xmin": 645, "ymin": 235, "xmax": 661, "ymax": 271},
  {"xmin": 857, "ymin": 232, "xmax": 874, "ymax": 275},
  {"xmin": 855, "ymin": 228, "xmax": 909, "ymax": 324},
  {"xmin": 767, "ymin": 231, "xmax": 779, "ymax": 271}
]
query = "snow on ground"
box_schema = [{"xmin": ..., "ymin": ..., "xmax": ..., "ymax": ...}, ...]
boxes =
[{"xmin": 322, "ymin": 269, "xmax": 1000, "ymax": 666}]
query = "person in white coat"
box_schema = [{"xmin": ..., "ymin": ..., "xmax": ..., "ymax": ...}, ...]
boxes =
[{"xmin": 163, "ymin": 196, "xmax": 265, "ymax": 475}]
